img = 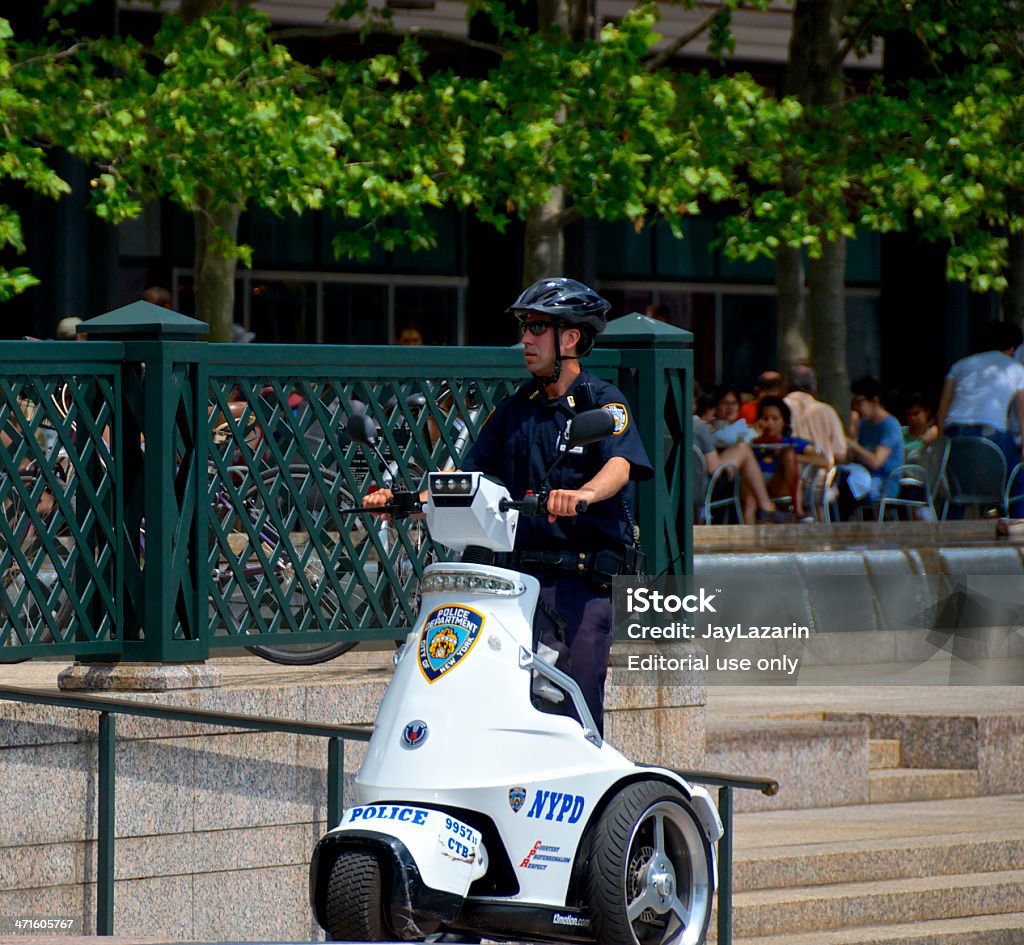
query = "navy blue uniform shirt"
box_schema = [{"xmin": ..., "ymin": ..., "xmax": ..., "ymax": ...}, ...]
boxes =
[{"xmin": 462, "ymin": 370, "xmax": 653, "ymax": 552}]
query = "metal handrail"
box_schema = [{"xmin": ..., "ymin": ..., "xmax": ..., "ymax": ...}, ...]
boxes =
[
  {"xmin": 2, "ymin": 683, "xmax": 765, "ymax": 943},
  {"xmin": 0, "ymin": 684, "xmax": 372, "ymax": 936},
  {"xmin": 674, "ymin": 767, "xmax": 779, "ymax": 945}
]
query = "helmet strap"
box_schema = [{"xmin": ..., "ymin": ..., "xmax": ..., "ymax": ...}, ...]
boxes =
[
  {"xmin": 530, "ymin": 321, "xmax": 581, "ymax": 387},
  {"xmin": 534, "ymin": 322, "xmax": 571, "ymax": 386}
]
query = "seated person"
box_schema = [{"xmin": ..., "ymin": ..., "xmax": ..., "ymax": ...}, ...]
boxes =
[
  {"xmin": 693, "ymin": 412, "xmax": 784, "ymax": 524},
  {"xmin": 739, "ymin": 370, "xmax": 784, "ymax": 425},
  {"xmin": 841, "ymin": 376, "xmax": 904, "ymax": 518},
  {"xmin": 902, "ymin": 393, "xmax": 939, "ymax": 460},
  {"xmin": 708, "ymin": 385, "xmax": 754, "ymax": 449},
  {"xmin": 751, "ymin": 396, "xmax": 821, "ymax": 520},
  {"xmin": 695, "ymin": 390, "xmax": 717, "ymax": 425}
]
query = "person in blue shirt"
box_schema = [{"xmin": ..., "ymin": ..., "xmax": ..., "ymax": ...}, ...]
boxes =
[{"xmin": 844, "ymin": 376, "xmax": 904, "ymax": 514}]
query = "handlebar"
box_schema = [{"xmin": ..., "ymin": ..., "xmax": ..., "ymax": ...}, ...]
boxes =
[
  {"xmin": 499, "ymin": 493, "xmax": 588, "ymax": 516},
  {"xmin": 345, "ymin": 491, "xmax": 424, "ymax": 520}
]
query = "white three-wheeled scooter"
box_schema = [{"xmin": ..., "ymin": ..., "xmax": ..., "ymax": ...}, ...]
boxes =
[{"xmin": 309, "ymin": 410, "xmax": 722, "ymax": 944}]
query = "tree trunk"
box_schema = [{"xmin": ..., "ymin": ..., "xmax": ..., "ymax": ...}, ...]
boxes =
[
  {"xmin": 181, "ymin": 0, "xmax": 248, "ymax": 342},
  {"xmin": 1003, "ymin": 232, "xmax": 1024, "ymax": 326},
  {"xmin": 783, "ymin": 0, "xmax": 849, "ymax": 408},
  {"xmin": 810, "ymin": 236, "xmax": 848, "ymax": 411},
  {"xmin": 193, "ymin": 197, "xmax": 240, "ymax": 343},
  {"xmin": 523, "ymin": 186, "xmax": 566, "ymax": 286},
  {"xmin": 519, "ymin": 0, "xmax": 578, "ymax": 287},
  {"xmin": 776, "ymin": 245, "xmax": 809, "ymax": 371}
]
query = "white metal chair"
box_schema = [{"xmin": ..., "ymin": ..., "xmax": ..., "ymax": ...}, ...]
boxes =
[
  {"xmin": 917, "ymin": 436, "xmax": 950, "ymax": 520},
  {"xmin": 1004, "ymin": 461, "xmax": 1024, "ymax": 517},
  {"xmin": 692, "ymin": 446, "xmax": 743, "ymax": 524},
  {"xmin": 878, "ymin": 463, "xmax": 935, "ymax": 520}
]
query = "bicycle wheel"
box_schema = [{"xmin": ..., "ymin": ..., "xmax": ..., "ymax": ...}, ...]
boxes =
[{"xmin": 212, "ymin": 465, "xmax": 368, "ymax": 665}]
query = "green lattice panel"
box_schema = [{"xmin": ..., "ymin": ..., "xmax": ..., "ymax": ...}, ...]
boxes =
[{"xmin": 0, "ymin": 372, "xmax": 120, "ymax": 659}]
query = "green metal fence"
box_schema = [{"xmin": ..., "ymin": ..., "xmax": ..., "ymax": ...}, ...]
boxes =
[
  {"xmin": 0, "ymin": 342, "xmax": 125, "ymax": 660},
  {"xmin": 1, "ymin": 302, "xmax": 692, "ymax": 664}
]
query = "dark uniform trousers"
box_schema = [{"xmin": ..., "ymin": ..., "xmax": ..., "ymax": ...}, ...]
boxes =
[{"xmin": 535, "ymin": 574, "xmax": 613, "ymax": 738}]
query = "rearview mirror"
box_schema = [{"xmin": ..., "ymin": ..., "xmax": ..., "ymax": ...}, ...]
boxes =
[
  {"xmin": 346, "ymin": 412, "xmax": 378, "ymax": 447},
  {"xmin": 567, "ymin": 408, "xmax": 616, "ymax": 448}
]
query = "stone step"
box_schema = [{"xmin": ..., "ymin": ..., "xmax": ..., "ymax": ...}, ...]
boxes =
[
  {"xmin": 731, "ymin": 869, "xmax": 1024, "ymax": 937},
  {"xmin": 868, "ymin": 738, "xmax": 901, "ymax": 769},
  {"xmin": 728, "ymin": 911, "xmax": 1024, "ymax": 945},
  {"xmin": 869, "ymin": 768, "xmax": 979, "ymax": 804},
  {"xmin": 706, "ymin": 718, "xmax": 870, "ymax": 812},
  {"xmin": 734, "ymin": 831, "xmax": 1024, "ymax": 893}
]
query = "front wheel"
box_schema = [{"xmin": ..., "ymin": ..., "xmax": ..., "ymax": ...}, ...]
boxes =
[
  {"xmin": 324, "ymin": 849, "xmax": 390, "ymax": 941},
  {"xmin": 586, "ymin": 781, "xmax": 715, "ymax": 945}
]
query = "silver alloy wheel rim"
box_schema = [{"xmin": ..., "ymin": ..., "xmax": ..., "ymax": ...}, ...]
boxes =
[{"xmin": 623, "ymin": 799, "xmax": 711, "ymax": 945}]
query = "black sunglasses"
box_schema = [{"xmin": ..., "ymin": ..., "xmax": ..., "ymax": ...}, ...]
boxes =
[{"xmin": 517, "ymin": 319, "xmax": 555, "ymax": 337}]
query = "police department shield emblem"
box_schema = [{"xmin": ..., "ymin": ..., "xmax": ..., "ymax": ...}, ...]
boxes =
[
  {"xmin": 508, "ymin": 786, "xmax": 527, "ymax": 813},
  {"xmin": 604, "ymin": 403, "xmax": 629, "ymax": 435},
  {"xmin": 418, "ymin": 604, "xmax": 485, "ymax": 683}
]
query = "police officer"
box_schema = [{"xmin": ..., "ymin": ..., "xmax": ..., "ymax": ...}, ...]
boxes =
[
  {"xmin": 364, "ymin": 278, "xmax": 651, "ymax": 736},
  {"xmin": 463, "ymin": 278, "xmax": 652, "ymax": 735}
]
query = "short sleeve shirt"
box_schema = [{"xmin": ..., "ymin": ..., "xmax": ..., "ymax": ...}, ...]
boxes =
[
  {"xmin": 463, "ymin": 370, "xmax": 653, "ymax": 552},
  {"xmin": 752, "ymin": 435, "xmax": 811, "ymax": 476},
  {"xmin": 945, "ymin": 351, "xmax": 1024, "ymax": 429},
  {"xmin": 692, "ymin": 417, "xmax": 716, "ymax": 456},
  {"xmin": 857, "ymin": 415, "xmax": 904, "ymax": 489}
]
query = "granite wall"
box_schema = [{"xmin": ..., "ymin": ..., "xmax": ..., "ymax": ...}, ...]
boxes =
[{"xmin": 0, "ymin": 661, "xmax": 705, "ymax": 940}]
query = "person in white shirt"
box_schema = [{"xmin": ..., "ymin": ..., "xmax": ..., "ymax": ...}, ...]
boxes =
[
  {"xmin": 784, "ymin": 364, "xmax": 847, "ymax": 469},
  {"xmin": 937, "ymin": 321, "xmax": 1024, "ymax": 516},
  {"xmin": 937, "ymin": 321, "xmax": 1024, "ymax": 459}
]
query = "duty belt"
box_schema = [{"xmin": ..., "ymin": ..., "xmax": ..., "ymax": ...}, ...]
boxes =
[{"xmin": 500, "ymin": 547, "xmax": 643, "ymax": 586}]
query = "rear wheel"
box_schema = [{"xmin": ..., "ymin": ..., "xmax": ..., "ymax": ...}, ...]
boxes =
[
  {"xmin": 586, "ymin": 781, "xmax": 714, "ymax": 945},
  {"xmin": 324, "ymin": 849, "xmax": 389, "ymax": 941},
  {"xmin": 210, "ymin": 465, "xmax": 365, "ymax": 665}
]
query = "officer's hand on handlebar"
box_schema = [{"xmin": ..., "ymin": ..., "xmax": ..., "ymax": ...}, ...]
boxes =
[
  {"xmin": 545, "ymin": 488, "xmax": 594, "ymax": 523},
  {"xmin": 362, "ymin": 487, "xmax": 395, "ymax": 520},
  {"xmin": 362, "ymin": 488, "xmax": 393, "ymax": 509},
  {"xmin": 361, "ymin": 487, "xmax": 426, "ymax": 520}
]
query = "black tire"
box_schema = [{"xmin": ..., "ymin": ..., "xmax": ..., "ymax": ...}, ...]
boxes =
[
  {"xmin": 586, "ymin": 781, "xmax": 715, "ymax": 945},
  {"xmin": 209, "ymin": 465, "xmax": 365, "ymax": 665},
  {"xmin": 324, "ymin": 849, "xmax": 389, "ymax": 942}
]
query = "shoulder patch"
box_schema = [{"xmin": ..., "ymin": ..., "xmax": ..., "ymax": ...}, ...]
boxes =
[{"xmin": 604, "ymin": 403, "xmax": 629, "ymax": 435}]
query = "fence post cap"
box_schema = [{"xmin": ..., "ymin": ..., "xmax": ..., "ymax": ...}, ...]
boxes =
[
  {"xmin": 81, "ymin": 301, "xmax": 209, "ymax": 340},
  {"xmin": 597, "ymin": 312, "xmax": 693, "ymax": 348}
]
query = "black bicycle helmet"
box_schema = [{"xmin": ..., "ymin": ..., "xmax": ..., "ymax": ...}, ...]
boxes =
[{"xmin": 506, "ymin": 277, "xmax": 610, "ymax": 335}]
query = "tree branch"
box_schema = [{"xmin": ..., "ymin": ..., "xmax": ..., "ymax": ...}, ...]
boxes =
[
  {"xmin": 552, "ymin": 205, "xmax": 581, "ymax": 230},
  {"xmin": 645, "ymin": 10, "xmax": 719, "ymax": 72},
  {"xmin": 837, "ymin": 11, "xmax": 879, "ymax": 65},
  {"xmin": 13, "ymin": 43, "xmax": 85, "ymax": 70}
]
